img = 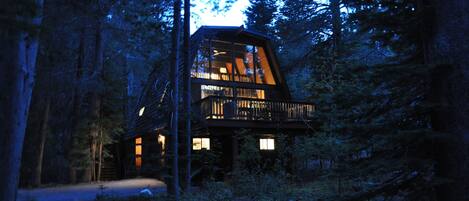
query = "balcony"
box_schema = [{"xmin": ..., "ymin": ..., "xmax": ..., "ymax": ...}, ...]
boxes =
[{"xmin": 196, "ymin": 96, "xmax": 315, "ymax": 122}]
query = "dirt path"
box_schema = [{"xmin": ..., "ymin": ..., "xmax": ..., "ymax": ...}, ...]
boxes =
[{"xmin": 18, "ymin": 178, "xmax": 166, "ymax": 201}]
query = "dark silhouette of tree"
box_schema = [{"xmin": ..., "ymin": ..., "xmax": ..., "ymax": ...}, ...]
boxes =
[
  {"xmin": 169, "ymin": 0, "xmax": 181, "ymax": 199},
  {"xmin": 0, "ymin": 0, "xmax": 44, "ymax": 200},
  {"xmin": 183, "ymin": 0, "xmax": 192, "ymax": 192}
]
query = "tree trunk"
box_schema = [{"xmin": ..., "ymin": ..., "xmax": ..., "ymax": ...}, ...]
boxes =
[
  {"xmin": 68, "ymin": 27, "xmax": 86, "ymax": 184},
  {"xmin": 97, "ymin": 128, "xmax": 103, "ymax": 182},
  {"xmin": 169, "ymin": 0, "xmax": 182, "ymax": 198},
  {"xmin": 31, "ymin": 98, "xmax": 51, "ymax": 186},
  {"xmin": 0, "ymin": 0, "xmax": 43, "ymax": 200},
  {"xmin": 88, "ymin": 18, "xmax": 104, "ymax": 182},
  {"xmin": 183, "ymin": 0, "xmax": 192, "ymax": 192},
  {"xmin": 425, "ymin": 0, "xmax": 469, "ymax": 200}
]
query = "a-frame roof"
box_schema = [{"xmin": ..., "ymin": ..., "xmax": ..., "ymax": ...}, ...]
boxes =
[{"xmin": 129, "ymin": 26, "xmax": 291, "ymax": 138}]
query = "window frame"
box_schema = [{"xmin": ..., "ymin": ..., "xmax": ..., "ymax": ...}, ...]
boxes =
[
  {"xmin": 259, "ymin": 138, "xmax": 275, "ymax": 150},
  {"xmin": 193, "ymin": 137, "xmax": 211, "ymax": 150}
]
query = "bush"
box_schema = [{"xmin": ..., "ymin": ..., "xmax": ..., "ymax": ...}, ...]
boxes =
[{"xmin": 182, "ymin": 182, "xmax": 233, "ymax": 201}]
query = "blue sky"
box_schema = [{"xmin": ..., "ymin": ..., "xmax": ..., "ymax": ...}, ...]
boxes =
[{"xmin": 190, "ymin": 0, "xmax": 250, "ymax": 33}]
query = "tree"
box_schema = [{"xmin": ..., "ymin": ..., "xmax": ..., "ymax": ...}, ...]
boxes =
[
  {"xmin": 182, "ymin": 0, "xmax": 192, "ymax": 192},
  {"xmin": 169, "ymin": 0, "xmax": 182, "ymax": 198},
  {"xmin": 0, "ymin": 0, "xmax": 44, "ymax": 200},
  {"xmin": 423, "ymin": 0, "xmax": 469, "ymax": 200},
  {"xmin": 245, "ymin": 0, "xmax": 277, "ymax": 36}
]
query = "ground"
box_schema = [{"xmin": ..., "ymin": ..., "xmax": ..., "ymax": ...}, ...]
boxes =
[{"xmin": 17, "ymin": 178, "xmax": 166, "ymax": 201}]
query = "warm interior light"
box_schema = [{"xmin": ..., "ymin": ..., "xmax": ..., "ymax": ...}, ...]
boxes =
[
  {"xmin": 135, "ymin": 137, "xmax": 142, "ymax": 144},
  {"xmin": 139, "ymin": 107, "xmax": 145, "ymax": 116},
  {"xmin": 210, "ymin": 73, "xmax": 220, "ymax": 80},
  {"xmin": 135, "ymin": 145, "xmax": 142, "ymax": 155},
  {"xmin": 193, "ymin": 138, "xmax": 210, "ymax": 150},
  {"xmin": 219, "ymin": 67, "xmax": 227, "ymax": 73},
  {"xmin": 213, "ymin": 49, "xmax": 226, "ymax": 56},
  {"xmin": 135, "ymin": 137, "xmax": 142, "ymax": 168},
  {"xmin": 259, "ymin": 138, "xmax": 275, "ymax": 150},
  {"xmin": 135, "ymin": 157, "xmax": 142, "ymax": 168},
  {"xmin": 158, "ymin": 134, "xmax": 165, "ymax": 151}
]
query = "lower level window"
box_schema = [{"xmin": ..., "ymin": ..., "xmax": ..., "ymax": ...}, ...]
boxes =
[
  {"xmin": 135, "ymin": 137, "xmax": 143, "ymax": 168},
  {"xmin": 259, "ymin": 138, "xmax": 275, "ymax": 150},
  {"xmin": 193, "ymin": 138, "xmax": 210, "ymax": 150}
]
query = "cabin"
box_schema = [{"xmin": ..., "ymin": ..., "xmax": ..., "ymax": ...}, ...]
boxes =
[{"xmin": 122, "ymin": 26, "xmax": 315, "ymax": 180}]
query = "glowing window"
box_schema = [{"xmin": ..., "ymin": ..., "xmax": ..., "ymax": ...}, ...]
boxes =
[
  {"xmin": 135, "ymin": 145, "xmax": 142, "ymax": 155},
  {"xmin": 193, "ymin": 138, "xmax": 210, "ymax": 150},
  {"xmin": 259, "ymin": 138, "xmax": 275, "ymax": 150},
  {"xmin": 139, "ymin": 107, "xmax": 145, "ymax": 116},
  {"xmin": 135, "ymin": 157, "xmax": 142, "ymax": 168},
  {"xmin": 135, "ymin": 137, "xmax": 142, "ymax": 168},
  {"xmin": 158, "ymin": 134, "xmax": 166, "ymax": 154},
  {"xmin": 219, "ymin": 67, "xmax": 227, "ymax": 73}
]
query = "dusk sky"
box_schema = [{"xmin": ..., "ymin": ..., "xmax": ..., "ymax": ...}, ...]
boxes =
[{"xmin": 190, "ymin": 0, "xmax": 250, "ymax": 33}]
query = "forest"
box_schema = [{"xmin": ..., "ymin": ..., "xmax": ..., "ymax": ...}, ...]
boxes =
[{"xmin": 0, "ymin": 0, "xmax": 468, "ymax": 201}]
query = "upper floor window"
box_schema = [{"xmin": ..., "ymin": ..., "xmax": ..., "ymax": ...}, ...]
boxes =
[
  {"xmin": 200, "ymin": 85, "xmax": 265, "ymax": 99},
  {"xmin": 191, "ymin": 39, "xmax": 276, "ymax": 85}
]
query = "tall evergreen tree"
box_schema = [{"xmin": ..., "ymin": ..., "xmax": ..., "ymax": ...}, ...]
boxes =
[
  {"xmin": 244, "ymin": 0, "xmax": 277, "ymax": 35},
  {"xmin": 169, "ymin": 0, "xmax": 181, "ymax": 198},
  {"xmin": 183, "ymin": 0, "xmax": 192, "ymax": 192},
  {"xmin": 0, "ymin": 0, "xmax": 43, "ymax": 200}
]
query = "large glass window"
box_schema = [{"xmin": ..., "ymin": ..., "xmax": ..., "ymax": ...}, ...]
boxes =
[
  {"xmin": 201, "ymin": 85, "xmax": 265, "ymax": 99},
  {"xmin": 191, "ymin": 39, "xmax": 276, "ymax": 85},
  {"xmin": 201, "ymin": 85, "xmax": 233, "ymax": 99}
]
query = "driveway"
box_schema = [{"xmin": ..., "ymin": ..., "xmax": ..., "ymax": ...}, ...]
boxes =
[{"xmin": 18, "ymin": 178, "xmax": 166, "ymax": 201}]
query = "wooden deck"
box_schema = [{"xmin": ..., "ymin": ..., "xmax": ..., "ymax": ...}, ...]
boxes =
[{"xmin": 196, "ymin": 96, "xmax": 315, "ymax": 124}]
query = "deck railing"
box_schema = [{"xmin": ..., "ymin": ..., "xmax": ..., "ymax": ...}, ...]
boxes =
[{"xmin": 196, "ymin": 96, "xmax": 315, "ymax": 121}]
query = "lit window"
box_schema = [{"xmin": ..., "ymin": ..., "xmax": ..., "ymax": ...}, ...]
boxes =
[
  {"xmin": 135, "ymin": 137, "xmax": 142, "ymax": 168},
  {"xmin": 259, "ymin": 138, "xmax": 275, "ymax": 150},
  {"xmin": 158, "ymin": 134, "xmax": 165, "ymax": 154},
  {"xmin": 135, "ymin": 144, "xmax": 142, "ymax": 155},
  {"xmin": 139, "ymin": 107, "xmax": 145, "ymax": 116},
  {"xmin": 219, "ymin": 67, "xmax": 227, "ymax": 73},
  {"xmin": 193, "ymin": 138, "xmax": 210, "ymax": 150}
]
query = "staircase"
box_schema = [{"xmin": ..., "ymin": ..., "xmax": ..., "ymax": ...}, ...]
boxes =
[{"xmin": 100, "ymin": 159, "xmax": 118, "ymax": 181}]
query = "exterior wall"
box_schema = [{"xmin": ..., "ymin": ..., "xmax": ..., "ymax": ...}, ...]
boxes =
[{"xmin": 123, "ymin": 133, "xmax": 165, "ymax": 179}]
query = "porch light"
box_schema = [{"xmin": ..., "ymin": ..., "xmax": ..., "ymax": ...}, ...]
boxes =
[
  {"xmin": 158, "ymin": 134, "xmax": 165, "ymax": 151},
  {"xmin": 139, "ymin": 107, "xmax": 145, "ymax": 116}
]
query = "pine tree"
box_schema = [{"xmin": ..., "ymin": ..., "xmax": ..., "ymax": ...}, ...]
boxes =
[{"xmin": 244, "ymin": 0, "xmax": 277, "ymax": 35}]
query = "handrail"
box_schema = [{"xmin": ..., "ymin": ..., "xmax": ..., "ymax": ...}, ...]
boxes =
[
  {"xmin": 195, "ymin": 96, "xmax": 315, "ymax": 121},
  {"xmin": 194, "ymin": 95, "xmax": 315, "ymax": 105}
]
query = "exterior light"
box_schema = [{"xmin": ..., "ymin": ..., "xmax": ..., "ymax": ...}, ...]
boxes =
[{"xmin": 139, "ymin": 107, "xmax": 145, "ymax": 116}]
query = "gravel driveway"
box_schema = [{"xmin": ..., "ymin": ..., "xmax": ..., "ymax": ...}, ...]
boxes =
[{"xmin": 17, "ymin": 178, "xmax": 166, "ymax": 201}]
